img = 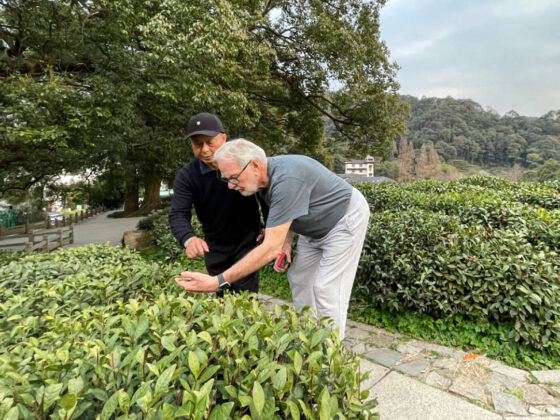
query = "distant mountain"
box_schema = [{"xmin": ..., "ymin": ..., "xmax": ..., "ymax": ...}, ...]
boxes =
[{"xmin": 402, "ymin": 95, "xmax": 560, "ymax": 168}]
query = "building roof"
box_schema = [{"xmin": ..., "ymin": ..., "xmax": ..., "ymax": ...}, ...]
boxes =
[
  {"xmin": 337, "ymin": 174, "xmax": 396, "ymax": 184},
  {"xmin": 346, "ymin": 159, "xmax": 374, "ymax": 164}
]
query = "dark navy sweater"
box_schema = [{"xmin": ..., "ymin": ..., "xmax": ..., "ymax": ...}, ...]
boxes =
[{"xmin": 168, "ymin": 159, "xmax": 265, "ymax": 249}]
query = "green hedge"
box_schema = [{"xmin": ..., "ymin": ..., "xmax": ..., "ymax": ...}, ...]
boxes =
[
  {"xmin": 354, "ymin": 210, "xmax": 560, "ymax": 350},
  {"xmin": 138, "ymin": 209, "xmax": 204, "ymax": 261},
  {"xmin": 0, "ymin": 246, "xmax": 376, "ymax": 419},
  {"xmin": 353, "ymin": 178, "xmax": 560, "ymax": 352}
]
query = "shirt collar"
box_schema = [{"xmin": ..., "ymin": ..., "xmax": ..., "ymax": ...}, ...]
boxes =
[{"xmin": 198, "ymin": 160, "xmax": 215, "ymax": 175}]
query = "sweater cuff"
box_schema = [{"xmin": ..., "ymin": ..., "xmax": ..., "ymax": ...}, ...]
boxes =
[{"xmin": 184, "ymin": 236, "xmax": 196, "ymax": 248}]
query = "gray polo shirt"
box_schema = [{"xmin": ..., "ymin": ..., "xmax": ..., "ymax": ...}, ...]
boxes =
[{"xmin": 258, "ymin": 155, "xmax": 353, "ymax": 238}]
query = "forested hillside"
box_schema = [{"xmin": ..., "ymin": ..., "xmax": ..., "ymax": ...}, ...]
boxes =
[{"xmin": 403, "ymin": 95, "xmax": 560, "ymax": 168}]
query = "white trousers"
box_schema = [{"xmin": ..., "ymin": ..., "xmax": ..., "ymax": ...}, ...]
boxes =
[{"xmin": 287, "ymin": 188, "xmax": 370, "ymax": 340}]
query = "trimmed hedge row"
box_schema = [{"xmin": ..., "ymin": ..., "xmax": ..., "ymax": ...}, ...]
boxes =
[
  {"xmin": 354, "ymin": 210, "xmax": 560, "ymax": 350},
  {"xmin": 354, "ymin": 178, "xmax": 560, "ymax": 351},
  {"xmin": 0, "ymin": 246, "xmax": 376, "ymax": 419}
]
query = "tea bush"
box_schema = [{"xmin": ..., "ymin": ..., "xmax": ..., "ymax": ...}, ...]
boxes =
[
  {"xmin": 0, "ymin": 246, "xmax": 376, "ymax": 419},
  {"xmin": 354, "ymin": 210, "xmax": 560, "ymax": 350},
  {"xmin": 353, "ymin": 178, "xmax": 560, "ymax": 352},
  {"xmin": 137, "ymin": 210, "xmax": 203, "ymax": 261}
]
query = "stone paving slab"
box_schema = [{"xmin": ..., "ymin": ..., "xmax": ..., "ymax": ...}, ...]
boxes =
[
  {"xmin": 490, "ymin": 363, "xmax": 529, "ymax": 382},
  {"xmin": 395, "ymin": 359, "xmax": 429, "ymax": 377},
  {"xmin": 491, "ymin": 389, "xmax": 527, "ymax": 416},
  {"xmin": 344, "ymin": 338, "xmax": 374, "ymax": 355},
  {"xmin": 346, "ymin": 320, "xmax": 401, "ymax": 337},
  {"xmin": 371, "ymin": 371, "xmax": 501, "ymax": 420},
  {"xmin": 490, "ymin": 371, "xmax": 524, "ymax": 390},
  {"xmin": 345, "ymin": 327, "xmax": 374, "ymax": 341},
  {"xmin": 449, "ymin": 375, "xmax": 490, "ymax": 404},
  {"xmin": 520, "ymin": 384, "xmax": 560, "ymax": 405},
  {"xmin": 365, "ymin": 348, "xmax": 405, "ymax": 368},
  {"xmin": 367, "ymin": 333, "xmax": 398, "ymax": 348},
  {"xmin": 504, "ymin": 418, "xmax": 560, "ymax": 420},
  {"xmin": 532, "ymin": 370, "xmax": 560, "ymax": 384},
  {"xmin": 396, "ymin": 342, "xmax": 424, "ymax": 355},
  {"xmin": 424, "ymin": 371, "xmax": 452, "ymax": 390},
  {"xmin": 407, "ymin": 340, "xmax": 466, "ymax": 360}
]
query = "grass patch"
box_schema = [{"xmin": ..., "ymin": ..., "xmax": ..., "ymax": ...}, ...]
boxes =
[{"xmin": 259, "ymin": 266, "xmax": 292, "ymax": 301}]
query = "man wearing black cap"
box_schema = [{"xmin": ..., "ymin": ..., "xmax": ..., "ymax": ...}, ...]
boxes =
[{"xmin": 168, "ymin": 113, "xmax": 264, "ymax": 293}]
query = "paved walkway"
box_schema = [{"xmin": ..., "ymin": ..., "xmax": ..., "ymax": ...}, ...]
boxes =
[
  {"xmin": 260, "ymin": 294, "xmax": 560, "ymax": 420},
  {"xmin": 64, "ymin": 210, "xmax": 144, "ymax": 248}
]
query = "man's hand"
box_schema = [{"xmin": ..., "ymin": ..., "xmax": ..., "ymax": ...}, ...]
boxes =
[
  {"xmin": 185, "ymin": 237, "xmax": 209, "ymax": 259},
  {"xmin": 273, "ymin": 248, "xmax": 292, "ymax": 273},
  {"xmin": 273, "ymin": 231, "xmax": 294, "ymax": 273},
  {"xmin": 175, "ymin": 271, "xmax": 219, "ymax": 293}
]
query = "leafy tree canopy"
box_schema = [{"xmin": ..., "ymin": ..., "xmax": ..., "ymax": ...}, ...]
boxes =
[{"xmin": 1, "ymin": 0, "xmax": 408, "ymax": 210}]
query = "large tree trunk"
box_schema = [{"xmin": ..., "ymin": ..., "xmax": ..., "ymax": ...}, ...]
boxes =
[
  {"xmin": 133, "ymin": 172, "xmax": 160, "ymax": 216},
  {"xmin": 123, "ymin": 176, "xmax": 139, "ymax": 214}
]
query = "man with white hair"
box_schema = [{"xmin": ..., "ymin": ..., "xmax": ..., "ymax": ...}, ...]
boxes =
[{"xmin": 175, "ymin": 139, "xmax": 370, "ymax": 339}]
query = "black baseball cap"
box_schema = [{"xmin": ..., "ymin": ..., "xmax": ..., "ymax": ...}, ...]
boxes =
[{"xmin": 186, "ymin": 113, "xmax": 225, "ymax": 138}]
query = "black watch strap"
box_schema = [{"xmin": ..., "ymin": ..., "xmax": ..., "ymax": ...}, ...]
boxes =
[{"xmin": 217, "ymin": 273, "xmax": 230, "ymax": 289}]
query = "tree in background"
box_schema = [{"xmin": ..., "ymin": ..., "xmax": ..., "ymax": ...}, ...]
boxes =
[
  {"xmin": 522, "ymin": 159, "xmax": 560, "ymax": 182},
  {"xmin": 403, "ymin": 95, "xmax": 560, "ymax": 170},
  {"xmin": 1, "ymin": 0, "xmax": 408, "ymax": 213},
  {"xmin": 415, "ymin": 141, "xmax": 441, "ymax": 179},
  {"xmin": 397, "ymin": 136, "xmax": 415, "ymax": 181}
]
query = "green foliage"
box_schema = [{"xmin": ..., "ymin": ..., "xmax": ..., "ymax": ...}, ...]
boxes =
[
  {"xmin": 522, "ymin": 159, "xmax": 560, "ymax": 182},
  {"xmin": 1, "ymin": 0, "xmax": 407, "ymax": 209},
  {"xmin": 0, "ymin": 245, "xmax": 376, "ymax": 419},
  {"xmin": 259, "ymin": 267, "xmax": 294, "ymax": 302},
  {"xmin": 403, "ymin": 96, "xmax": 560, "ymax": 168},
  {"xmin": 137, "ymin": 209, "xmax": 204, "ymax": 261},
  {"xmin": 353, "ymin": 178, "xmax": 560, "ymax": 353}
]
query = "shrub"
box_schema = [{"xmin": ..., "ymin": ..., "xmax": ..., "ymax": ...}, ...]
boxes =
[
  {"xmin": 137, "ymin": 210, "xmax": 204, "ymax": 261},
  {"xmin": 0, "ymin": 246, "xmax": 376, "ymax": 419},
  {"xmin": 354, "ymin": 210, "xmax": 560, "ymax": 351}
]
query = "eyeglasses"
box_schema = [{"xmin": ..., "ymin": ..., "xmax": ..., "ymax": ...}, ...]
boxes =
[{"xmin": 220, "ymin": 161, "xmax": 251, "ymax": 186}]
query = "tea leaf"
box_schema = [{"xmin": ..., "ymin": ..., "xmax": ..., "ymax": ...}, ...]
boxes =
[
  {"xmin": 100, "ymin": 391, "xmax": 119, "ymax": 420},
  {"xmin": 252, "ymin": 382, "xmax": 265, "ymax": 415},
  {"xmin": 155, "ymin": 365, "xmax": 176, "ymax": 396},
  {"xmin": 59, "ymin": 394, "xmax": 77, "ymax": 411}
]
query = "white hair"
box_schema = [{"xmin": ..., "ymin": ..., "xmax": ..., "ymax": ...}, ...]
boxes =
[{"xmin": 213, "ymin": 138, "xmax": 267, "ymax": 167}]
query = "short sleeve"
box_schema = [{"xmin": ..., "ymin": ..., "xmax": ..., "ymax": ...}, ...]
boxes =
[{"xmin": 265, "ymin": 178, "xmax": 310, "ymax": 227}]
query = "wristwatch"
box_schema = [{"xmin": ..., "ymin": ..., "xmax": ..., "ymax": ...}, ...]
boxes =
[{"xmin": 217, "ymin": 273, "xmax": 230, "ymax": 290}]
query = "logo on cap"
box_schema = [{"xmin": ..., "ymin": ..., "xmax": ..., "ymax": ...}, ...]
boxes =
[{"xmin": 197, "ymin": 121, "xmax": 201, "ymax": 125}]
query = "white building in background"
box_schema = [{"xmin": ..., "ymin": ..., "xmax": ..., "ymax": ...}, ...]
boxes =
[{"xmin": 345, "ymin": 155, "xmax": 375, "ymax": 177}]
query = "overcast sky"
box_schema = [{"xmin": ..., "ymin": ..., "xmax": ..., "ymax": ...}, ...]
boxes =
[{"xmin": 379, "ymin": 0, "xmax": 560, "ymax": 117}]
